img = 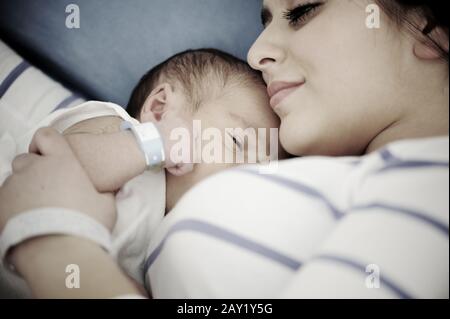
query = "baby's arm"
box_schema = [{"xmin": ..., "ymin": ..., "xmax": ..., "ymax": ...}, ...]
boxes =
[
  {"xmin": 56, "ymin": 116, "xmax": 147, "ymax": 193},
  {"xmin": 33, "ymin": 113, "xmax": 193, "ymax": 193}
]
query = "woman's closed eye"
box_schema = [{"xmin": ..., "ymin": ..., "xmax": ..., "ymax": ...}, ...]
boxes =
[{"xmin": 283, "ymin": 1, "xmax": 324, "ymax": 28}]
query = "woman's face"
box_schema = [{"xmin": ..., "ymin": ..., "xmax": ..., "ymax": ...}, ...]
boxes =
[{"xmin": 248, "ymin": 0, "xmax": 420, "ymax": 156}]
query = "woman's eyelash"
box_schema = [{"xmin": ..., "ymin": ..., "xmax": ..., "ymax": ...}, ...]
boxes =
[{"xmin": 283, "ymin": 2, "xmax": 323, "ymax": 27}]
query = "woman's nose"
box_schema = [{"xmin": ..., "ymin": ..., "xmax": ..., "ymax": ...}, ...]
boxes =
[{"xmin": 247, "ymin": 32, "xmax": 284, "ymax": 73}]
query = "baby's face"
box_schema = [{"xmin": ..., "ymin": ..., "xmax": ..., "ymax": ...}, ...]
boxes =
[{"xmin": 166, "ymin": 86, "xmax": 281, "ymax": 212}]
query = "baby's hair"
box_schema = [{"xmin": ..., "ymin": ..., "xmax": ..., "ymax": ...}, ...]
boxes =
[{"xmin": 126, "ymin": 48, "xmax": 265, "ymax": 119}]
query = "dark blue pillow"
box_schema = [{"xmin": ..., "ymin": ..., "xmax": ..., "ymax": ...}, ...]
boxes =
[{"xmin": 0, "ymin": 0, "xmax": 263, "ymax": 107}]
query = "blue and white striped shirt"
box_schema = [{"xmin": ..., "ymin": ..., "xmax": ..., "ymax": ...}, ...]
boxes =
[{"xmin": 144, "ymin": 136, "xmax": 449, "ymax": 299}]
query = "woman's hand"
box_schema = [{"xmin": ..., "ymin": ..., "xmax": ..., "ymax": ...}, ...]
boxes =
[
  {"xmin": 0, "ymin": 127, "xmax": 117, "ymax": 232},
  {"xmin": 0, "ymin": 128, "xmax": 141, "ymax": 298}
]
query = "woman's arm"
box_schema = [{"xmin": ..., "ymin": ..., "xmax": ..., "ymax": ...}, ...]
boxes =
[
  {"xmin": 0, "ymin": 128, "xmax": 146, "ymax": 298},
  {"xmin": 10, "ymin": 235, "xmax": 144, "ymax": 298}
]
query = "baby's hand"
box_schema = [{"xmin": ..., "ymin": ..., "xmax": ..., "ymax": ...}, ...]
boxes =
[{"xmin": 153, "ymin": 117, "xmax": 194, "ymax": 177}]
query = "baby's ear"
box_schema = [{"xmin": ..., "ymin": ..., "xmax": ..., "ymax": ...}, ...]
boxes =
[{"xmin": 140, "ymin": 83, "xmax": 175, "ymax": 122}]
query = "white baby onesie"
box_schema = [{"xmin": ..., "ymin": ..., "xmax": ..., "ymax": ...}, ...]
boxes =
[{"xmin": 0, "ymin": 101, "xmax": 166, "ymax": 297}]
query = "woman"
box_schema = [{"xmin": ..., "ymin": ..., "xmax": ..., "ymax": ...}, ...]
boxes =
[
  {"xmin": 0, "ymin": 0, "xmax": 448, "ymax": 298},
  {"xmin": 248, "ymin": 0, "xmax": 448, "ymax": 156}
]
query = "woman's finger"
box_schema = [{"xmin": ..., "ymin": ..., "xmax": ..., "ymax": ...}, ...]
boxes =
[
  {"xmin": 29, "ymin": 127, "xmax": 73, "ymax": 156},
  {"xmin": 11, "ymin": 153, "xmax": 39, "ymax": 172}
]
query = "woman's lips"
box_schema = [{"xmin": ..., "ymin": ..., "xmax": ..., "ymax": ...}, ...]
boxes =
[{"xmin": 267, "ymin": 81, "xmax": 305, "ymax": 109}]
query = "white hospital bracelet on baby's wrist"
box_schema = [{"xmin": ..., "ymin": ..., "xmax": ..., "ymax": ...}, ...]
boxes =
[
  {"xmin": 0, "ymin": 208, "xmax": 112, "ymax": 275},
  {"xmin": 120, "ymin": 121, "xmax": 166, "ymax": 170}
]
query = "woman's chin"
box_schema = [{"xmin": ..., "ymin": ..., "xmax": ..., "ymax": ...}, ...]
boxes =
[
  {"xmin": 279, "ymin": 120, "xmax": 336, "ymax": 157},
  {"xmin": 279, "ymin": 122, "xmax": 310, "ymax": 156}
]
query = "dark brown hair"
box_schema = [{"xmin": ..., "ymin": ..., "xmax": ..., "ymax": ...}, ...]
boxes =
[
  {"xmin": 126, "ymin": 48, "xmax": 265, "ymax": 118},
  {"xmin": 376, "ymin": 0, "xmax": 448, "ymax": 61}
]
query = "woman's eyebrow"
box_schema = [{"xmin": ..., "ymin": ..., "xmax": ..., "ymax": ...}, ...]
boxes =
[{"xmin": 261, "ymin": 6, "xmax": 272, "ymax": 26}]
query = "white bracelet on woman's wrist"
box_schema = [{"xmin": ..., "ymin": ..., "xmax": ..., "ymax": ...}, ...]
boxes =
[{"xmin": 0, "ymin": 208, "xmax": 112, "ymax": 275}]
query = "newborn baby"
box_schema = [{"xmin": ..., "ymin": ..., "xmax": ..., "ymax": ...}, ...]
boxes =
[{"xmin": 0, "ymin": 49, "xmax": 281, "ymax": 295}]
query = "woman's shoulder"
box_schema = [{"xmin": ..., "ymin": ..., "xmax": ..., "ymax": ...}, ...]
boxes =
[
  {"xmin": 378, "ymin": 135, "xmax": 449, "ymax": 164},
  {"xmin": 165, "ymin": 135, "xmax": 449, "ymax": 222}
]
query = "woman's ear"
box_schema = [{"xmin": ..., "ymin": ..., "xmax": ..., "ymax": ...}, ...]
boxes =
[
  {"xmin": 140, "ymin": 83, "xmax": 175, "ymax": 122},
  {"xmin": 414, "ymin": 25, "xmax": 449, "ymax": 60}
]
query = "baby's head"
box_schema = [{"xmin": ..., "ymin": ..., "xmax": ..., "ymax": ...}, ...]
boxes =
[{"xmin": 127, "ymin": 49, "xmax": 282, "ymax": 211}]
